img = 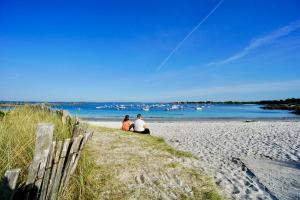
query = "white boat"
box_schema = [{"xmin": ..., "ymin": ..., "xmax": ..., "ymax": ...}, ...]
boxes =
[
  {"xmin": 116, "ymin": 105, "xmax": 126, "ymax": 110},
  {"xmin": 96, "ymin": 106, "xmax": 102, "ymax": 109},
  {"xmin": 170, "ymin": 105, "xmax": 180, "ymax": 110},
  {"xmin": 142, "ymin": 107, "xmax": 150, "ymax": 111},
  {"xmin": 195, "ymin": 107, "xmax": 202, "ymax": 110}
]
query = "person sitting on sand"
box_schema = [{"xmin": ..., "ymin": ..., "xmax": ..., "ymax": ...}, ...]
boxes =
[
  {"xmin": 133, "ymin": 114, "xmax": 150, "ymax": 134},
  {"xmin": 121, "ymin": 115, "xmax": 132, "ymax": 131}
]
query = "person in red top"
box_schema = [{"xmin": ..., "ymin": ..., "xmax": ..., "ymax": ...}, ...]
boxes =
[{"xmin": 121, "ymin": 115, "xmax": 133, "ymax": 131}]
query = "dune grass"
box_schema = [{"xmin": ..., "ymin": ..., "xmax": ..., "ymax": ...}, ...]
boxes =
[
  {"xmin": 63, "ymin": 126, "xmax": 224, "ymax": 200},
  {"xmin": 138, "ymin": 134, "xmax": 197, "ymax": 159},
  {"xmin": 0, "ymin": 106, "xmax": 75, "ymax": 183}
]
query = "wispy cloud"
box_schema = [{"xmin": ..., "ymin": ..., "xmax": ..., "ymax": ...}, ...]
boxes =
[
  {"xmin": 156, "ymin": 0, "xmax": 225, "ymax": 72},
  {"xmin": 208, "ymin": 20, "xmax": 300, "ymax": 66},
  {"xmin": 163, "ymin": 79, "xmax": 300, "ymax": 99}
]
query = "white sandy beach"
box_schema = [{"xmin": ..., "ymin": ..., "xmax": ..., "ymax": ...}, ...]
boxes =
[{"xmin": 85, "ymin": 120, "xmax": 300, "ymax": 200}]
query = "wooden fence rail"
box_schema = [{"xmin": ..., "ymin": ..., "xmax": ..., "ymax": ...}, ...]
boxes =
[{"xmin": 0, "ymin": 110, "xmax": 93, "ymax": 200}]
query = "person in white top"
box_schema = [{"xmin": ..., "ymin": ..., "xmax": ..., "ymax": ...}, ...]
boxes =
[{"xmin": 133, "ymin": 114, "xmax": 150, "ymax": 134}]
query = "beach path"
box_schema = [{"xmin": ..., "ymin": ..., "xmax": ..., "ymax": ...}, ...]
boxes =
[{"xmin": 82, "ymin": 125, "xmax": 224, "ymax": 199}]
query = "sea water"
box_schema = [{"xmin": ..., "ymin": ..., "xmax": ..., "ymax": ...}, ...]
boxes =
[{"xmin": 49, "ymin": 102, "xmax": 299, "ymax": 120}]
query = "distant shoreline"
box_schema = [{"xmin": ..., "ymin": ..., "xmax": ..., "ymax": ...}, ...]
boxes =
[{"xmin": 1, "ymin": 98, "xmax": 299, "ymax": 106}]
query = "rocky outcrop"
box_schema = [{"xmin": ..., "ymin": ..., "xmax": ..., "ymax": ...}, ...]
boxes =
[{"xmin": 260, "ymin": 104, "xmax": 300, "ymax": 115}]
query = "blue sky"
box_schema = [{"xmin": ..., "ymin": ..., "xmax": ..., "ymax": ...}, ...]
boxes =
[{"xmin": 1, "ymin": 0, "xmax": 300, "ymax": 102}]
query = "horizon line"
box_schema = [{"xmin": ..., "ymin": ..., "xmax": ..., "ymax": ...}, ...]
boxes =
[{"xmin": 1, "ymin": 97, "xmax": 299, "ymax": 104}]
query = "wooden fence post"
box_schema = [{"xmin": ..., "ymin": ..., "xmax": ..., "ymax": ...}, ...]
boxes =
[
  {"xmin": 61, "ymin": 110, "xmax": 69, "ymax": 125},
  {"xmin": 46, "ymin": 141, "xmax": 63, "ymax": 200},
  {"xmin": 0, "ymin": 168, "xmax": 21, "ymax": 200},
  {"xmin": 59, "ymin": 135, "xmax": 83, "ymax": 193},
  {"xmin": 25, "ymin": 123, "xmax": 54, "ymax": 200},
  {"xmin": 69, "ymin": 131, "xmax": 93, "ymax": 176},
  {"xmin": 39, "ymin": 141, "xmax": 56, "ymax": 200},
  {"xmin": 72, "ymin": 124, "xmax": 83, "ymax": 138},
  {"xmin": 50, "ymin": 139, "xmax": 71, "ymax": 200}
]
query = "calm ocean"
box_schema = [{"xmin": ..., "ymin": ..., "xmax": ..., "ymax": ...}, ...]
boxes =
[{"xmin": 48, "ymin": 102, "xmax": 300, "ymax": 120}]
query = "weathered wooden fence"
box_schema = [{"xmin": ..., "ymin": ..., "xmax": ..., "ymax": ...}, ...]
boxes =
[{"xmin": 0, "ymin": 110, "xmax": 93, "ymax": 200}]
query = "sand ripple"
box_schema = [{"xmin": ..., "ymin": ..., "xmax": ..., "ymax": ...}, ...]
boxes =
[{"xmin": 149, "ymin": 121, "xmax": 300, "ymax": 199}]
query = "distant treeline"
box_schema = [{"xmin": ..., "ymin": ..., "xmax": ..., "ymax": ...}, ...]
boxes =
[
  {"xmin": 174, "ymin": 101, "xmax": 257, "ymax": 104},
  {"xmin": 259, "ymin": 98, "xmax": 300, "ymax": 105},
  {"xmin": 174, "ymin": 98, "xmax": 300, "ymax": 105},
  {"xmin": 0, "ymin": 101, "xmax": 84, "ymax": 107}
]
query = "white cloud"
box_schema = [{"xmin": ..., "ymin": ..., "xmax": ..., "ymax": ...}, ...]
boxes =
[{"xmin": 208, "ymin": 20, "xmax": 300, "ymax": 66}]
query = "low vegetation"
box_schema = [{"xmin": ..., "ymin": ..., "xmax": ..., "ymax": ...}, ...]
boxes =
[
  {"xmin": 64, "ymin": 126, "xmax": 224, "ymax": 200},
  {"xmin": 0, "ymin": 110, "xmax": 5, "ymax": 119},
  {"xmin": 175, "ymin": 98, "xmax": 300, "ymax": 105},
  {"xmin": 259, "ymin": 98, "xmax": 300, "ymax": 105}
]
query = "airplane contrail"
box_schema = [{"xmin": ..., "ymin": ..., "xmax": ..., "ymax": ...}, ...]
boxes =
[{"xmin": 156, "ymin": 0, "xmax": 225, "ymax": 72}]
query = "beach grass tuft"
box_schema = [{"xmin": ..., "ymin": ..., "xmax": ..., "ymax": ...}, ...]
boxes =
[
  {"xmin": 0, "ymin": 106, "xmax": 74, "ymax": 184},
  {"xmin": 0, "ymin": 110, "xmax": 5, "ymax": 119}
]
